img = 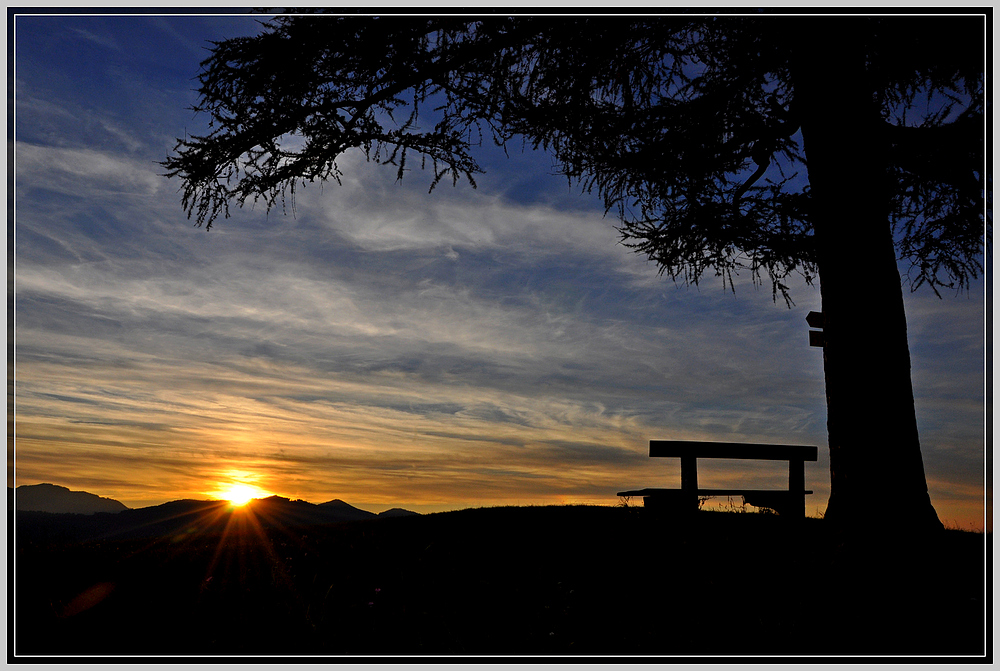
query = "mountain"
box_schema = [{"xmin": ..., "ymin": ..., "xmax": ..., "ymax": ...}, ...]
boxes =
[
  {"xmin": 317, "ymin": 498, "xmax": 379, "ymax": 521},
  {"xmin": 12, "ymin": 482, "xmax": 421, "ymax": 545},
  {"xmin": 13, "ymin": 483, "xmax": 129, "ymax": 515},
  {"xmin": 378, "ymin": 507, "xmax": 420, "ymax": 518},
  {"xmin": 15, "ymin": 492, "xmax": 419, "ymax": 545}
]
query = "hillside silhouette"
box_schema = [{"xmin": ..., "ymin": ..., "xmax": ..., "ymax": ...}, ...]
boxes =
[
  {"xmin": 11, "ymin": 484, "xmax": 129, "ymax": 515},
  {"xmin": 14, "ymin": 504, "xmax": 985, "ymax": 657},
  {"xmin": 15, "ymin": 492, "xmax": 416, "ymax": 545}
]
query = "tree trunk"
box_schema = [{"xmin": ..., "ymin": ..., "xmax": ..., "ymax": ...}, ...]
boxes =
[{"xmin": 791, "ymin": 21, "xmax": 942, "ymax": 532}]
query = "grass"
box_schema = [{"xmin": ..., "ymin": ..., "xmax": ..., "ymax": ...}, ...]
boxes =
[{"xmin": 14, "ymin": 504, "xmax": 987, "ymax": 658}]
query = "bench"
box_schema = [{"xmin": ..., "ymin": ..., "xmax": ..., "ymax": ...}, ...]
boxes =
[{"xmin": 617, "ymin": 441, "xmax": 818, "ymax": 518}]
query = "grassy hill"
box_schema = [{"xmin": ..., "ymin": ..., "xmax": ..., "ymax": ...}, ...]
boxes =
[{"xmin": 14, "ymin": 504, "xmax": 986, "ymax": 658}]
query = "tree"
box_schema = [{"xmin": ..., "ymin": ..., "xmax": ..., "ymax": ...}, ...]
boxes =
[{"xmin": 162, "ymin": 13, "xmax": 987, "ymax": 532}]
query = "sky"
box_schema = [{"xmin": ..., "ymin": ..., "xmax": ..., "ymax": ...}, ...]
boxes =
[{"xmin": 10, "ymin": 11, "xmax": 990, "ymax": 529}]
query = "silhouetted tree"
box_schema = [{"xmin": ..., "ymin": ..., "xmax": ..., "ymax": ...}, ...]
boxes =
[{"xmin": 163, "ymin": 13, "xmax": 987, "ymax": 532}]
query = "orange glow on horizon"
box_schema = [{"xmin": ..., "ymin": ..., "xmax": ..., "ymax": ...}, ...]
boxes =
[{"xmin": 213, "ymin": 482, "xmax": 269, "ymax": 507}]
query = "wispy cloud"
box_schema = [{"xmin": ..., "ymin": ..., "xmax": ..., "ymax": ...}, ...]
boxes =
[
  {"xmin": 16, "ymin": 142, "xmax": 162, "ymax": 198},
  {"xmin": 67, "ymin": 25, "xmax": 123, "ymax": 52}
]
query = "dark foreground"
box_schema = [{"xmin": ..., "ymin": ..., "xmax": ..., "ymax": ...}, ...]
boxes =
[{"xmin": 14, "ymin": 505, "xmax": 987, "ymax": 658}]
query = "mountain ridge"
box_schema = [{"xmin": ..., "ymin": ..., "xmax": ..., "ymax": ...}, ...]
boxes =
[
  {"xmin": 10, "ymin": 483, "xmax": 418, "ymax": 518},
  {"xmin": 12, "ymin": 483, "xmax": 419, "ymax": 544},
  {"xmin": 11, "ymin": 483, "xmax": 129, "ymax": 515}
]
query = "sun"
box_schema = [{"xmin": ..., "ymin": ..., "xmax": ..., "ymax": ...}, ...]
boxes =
[{"xmin": 222, "ymin": 484, "xmax": 263, "ymax": 507}]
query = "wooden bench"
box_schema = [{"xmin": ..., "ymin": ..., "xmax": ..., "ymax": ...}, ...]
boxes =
[{"xmin": 617, "ymin": 441, "xmax": 818, "ymax": 518}]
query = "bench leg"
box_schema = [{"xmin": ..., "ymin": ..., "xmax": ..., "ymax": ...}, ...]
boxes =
[
  {"xmin": 680, "ymin": 455, "xmax": 698, "ymax": 492},
  {"xmin": 788, "ymin": 458, "xmax": 805, "ymax": 519}
]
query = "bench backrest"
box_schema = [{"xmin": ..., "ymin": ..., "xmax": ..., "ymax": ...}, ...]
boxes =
[{"xmin": 649, "ymin": 440, "xmax": 817, "ymax": 461}]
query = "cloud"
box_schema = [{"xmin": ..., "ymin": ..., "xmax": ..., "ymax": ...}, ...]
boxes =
[
  {"xmin": 67, "ymin": 26, "xmax": 123, "ymax": 52},
  {"xmin": 16, "ymin": 142, "xmax": 162, "ymax": 198},
  {"xmin": 271, "ymin": 149, "xmax": 625, "ymax": 270}
]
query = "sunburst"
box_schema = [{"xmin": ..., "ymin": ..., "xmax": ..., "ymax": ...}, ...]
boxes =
[{"xmin": 219, "ymin": 483, "xmax": 266, "ymax": 506}]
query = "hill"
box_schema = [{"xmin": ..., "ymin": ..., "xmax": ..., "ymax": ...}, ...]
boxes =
[
  {"xmin": 316, "ymin": 497, "xmax": 380, "ymax": 521},
  {"xmin": 11, "ymin": 484, "xmax": 419, "ymax": 545},
  {"xmin": 377, "ymin": 507, "xmax": 419, "ymax": 518},
  {"xmin": 15, "ymin": 494, "xmax": 412, "ymax": 545},
  {"xmin": 12, "ymin": 484, "xmax": 128, "ymax": 515},
  {"xmin": 13, "ymin": 505, "xmax": 986, "ymax": 657}
]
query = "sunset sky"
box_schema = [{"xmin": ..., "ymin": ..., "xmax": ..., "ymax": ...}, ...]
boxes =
[{"xmin": 11, "ymin": 11, "xmax": 989, "ymax": 529}]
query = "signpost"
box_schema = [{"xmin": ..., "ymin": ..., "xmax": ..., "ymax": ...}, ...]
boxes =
[{"xmin": 807, "ymin": 311, "xmax": 824, "ymax": 348}]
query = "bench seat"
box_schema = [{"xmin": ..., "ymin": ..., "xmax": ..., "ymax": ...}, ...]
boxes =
[{"xmin": 617, "ymin": 487, "xmax": 813, "ymax": 516}]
